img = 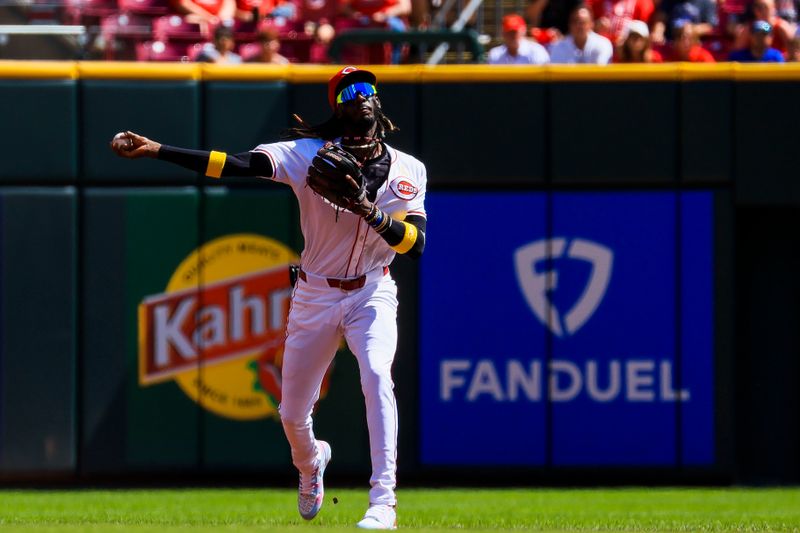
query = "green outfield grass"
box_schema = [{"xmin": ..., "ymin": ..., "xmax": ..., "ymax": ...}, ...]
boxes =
[{"xmin": 0, "ymin": 487, "xmax": 798, "ymax": 532}]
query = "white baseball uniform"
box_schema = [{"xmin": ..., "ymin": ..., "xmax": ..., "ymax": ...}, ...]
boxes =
[{"xmin": 252, "ymin": 137, "xmax": 427, "ymax": 506}]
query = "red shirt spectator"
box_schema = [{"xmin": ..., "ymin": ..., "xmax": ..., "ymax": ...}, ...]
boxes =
[
  {"xmin": 587, "ymin": 0, "xmax": 655, "ymax": 42},
  {"xmin": 343, "ymin": 0, "xmax": 398, "ymax": 16},
  {"xmin": 665, "ymin": 22, "xmax": 716, "ymax": 60},
  {"xmin": 338, "ymin": 0, "xmax": 410, "ymax": 26},
  {"xmin": 171, "ymin": 0, "xmax": 235, "ymax": 23},
  {"xmin": 236, "ymin": 0, "xmax": 270, "ymax": 20}
]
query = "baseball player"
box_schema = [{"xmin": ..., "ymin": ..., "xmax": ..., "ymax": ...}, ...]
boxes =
[{"xmin": 111, "ymin": 66, "xmax": 427, "ymax": 530}]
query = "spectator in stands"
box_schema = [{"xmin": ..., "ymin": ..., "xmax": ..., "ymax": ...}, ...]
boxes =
[
  {"xmin": 195, "ymin": 24, "xmax": 243, "ymax": 62},
  {"xmin": 729, "ymin": 19, "xmax": 786, "ymax": 60},
  {"xmin": 339, "ymin": 0, "xmax": 412, "ymax": 30},
  {"xmin": 235, "ymin": 0, "xmax": 297, "ymax": 22},
  {"xmin": 550, "ymin": 5, "xmax": 614, "ymax": 63},
  {"xmin": 666, "ymin": 20, "xmax": 716, "ymax": 60},
  {"xmin": 245, "ymin": 26, "xmax": 290, "ymax": 62},
  {"xmin": 787, "ymin": 26, "xmax": 800, "ymax": 58},
  {"xmin": 171, "ymin": 0, "xmax": 235, "ymax": 25},
  {"xmin": 615, "ymin": 19, "xmax": 663, "ymax": 61},
  {"xmin": 488, "ymin": 13, "xmax": 550, "ymax": 64},
  {"xmin": 666, "ymin": 0, "xmax": 718, "ymax": 38},
  {"xmin": 338, "ymin": 0, "xmax": 412, "ymax": 63},
  {"xmin": 235, "ymin": 0, "xmax": 264, "ymax": 21},
  {"xmin": 733, "ymin": 0, "xmax": 797, "ymax": 52},
  {"xmin": 299, "ymin": 0, "xmax": 337, "ymax": 40},
  {"xmin": 776, "ymin": 0, "xmax": 800, "ymax": 23},
  {"xmin": 586, "ymin": 0, "xmax": 655, "ymax": 43},
  {"xmin": 525, "ymin": 0, "xmax": 584, "ymax": 41}
]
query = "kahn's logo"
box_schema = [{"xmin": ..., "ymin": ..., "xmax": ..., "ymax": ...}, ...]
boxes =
[
  {"xmin": 514, "ymin": 238, "xmax": 613, "ymax": 337},
  {"xmin": 390, "ymin": 178, "xmax": 418, "ymax": 200},
  {"xmin": 137, "ymin": 234, "xmax": 334, "ymax": 421}
]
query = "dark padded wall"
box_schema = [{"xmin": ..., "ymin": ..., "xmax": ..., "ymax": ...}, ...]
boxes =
[
  {"xmin": 0, "ymin": 81, "xmax": 77, "ymax": 182},
  {"xmin": 420, "ymin": 83, "xmax": 546, "ymax": 185},
  {"xmin": 735, "ymin": 207, "xmax": 800, "ymax": 483},
  {"xmin": 734, "ymin": 82, "xmax": 800, "ymax": 205},
  {"xmin": 681, "ymin": 82, "xmax": 732, "ymax": 184},
  {"xmin": 0, "ymin": 188, "xmax": 76, "ymax": 472},
  {"xmin": 550, "ymin": 82, "xmax": 677, "ymax": 184},
  {"xmin": 82, "ymin": 81, "xmax": 200, "ymax": 183},
  {"xmin": 0, "ymin": 72, "xmax": 797, "ymax": 482}
]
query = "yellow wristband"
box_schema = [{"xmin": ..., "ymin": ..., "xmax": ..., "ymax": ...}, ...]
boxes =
[
  {"xmin": 391, "ymin": 222, "xmax": 418, "ymax": 254},
  {"xmin": 205, "ymin": 150, "xmax": 226, "ymax": 178}
]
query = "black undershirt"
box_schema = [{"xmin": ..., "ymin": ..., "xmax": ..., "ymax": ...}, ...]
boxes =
[{"xmin": 360, "ymin": 145, "xmax": 391, "ymax": 202}]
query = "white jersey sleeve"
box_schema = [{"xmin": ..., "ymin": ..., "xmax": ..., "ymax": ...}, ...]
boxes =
[
  {"xmin": 385, "ymin": 146, "xmax": 427, "ymax": 220},
  {"xmin": 405, "ymin": 158, "xmax": 427, "ymax": 219},
  {"xmin": 250, "ymin": 138, "xmax": 323, "ymax": 186}
]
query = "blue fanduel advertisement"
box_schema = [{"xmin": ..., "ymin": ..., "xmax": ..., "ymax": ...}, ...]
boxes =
[{"xmin": 420, "ymin": 191, "xmax": 714, "ymax": 467}]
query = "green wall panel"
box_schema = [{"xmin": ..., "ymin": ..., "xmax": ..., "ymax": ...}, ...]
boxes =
[
  {"xmin": 734, "ymin": 82, "xmax": 800, "ymax": 205},
  {"xmin": 82, "ymin": 188, "xmax": 200, "ymax": 472},
  {"xmin": 420, "ymin": 83, "xmax": 545, "ymax": 185},
  {"xmin": 550, "ymin": 82, "xmax": 677, "ymax": 183},
  {"xmin": 0, "ymin": 188, "xmax": 76, "ymax": 472},
  {"xmin": 681, "ymin": 82, "xmax": 732, "ymax": 184},
  {"xmin": 0, "ymin": 81, "xmax": 77, "ymax": 182},
  {"xmin": 82, "ymin": 81, "xmax": 200, "ymax": 183}
]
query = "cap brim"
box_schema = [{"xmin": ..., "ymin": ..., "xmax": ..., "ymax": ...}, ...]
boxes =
[{"xmin": 334, "ymin": 70, "xmax": 377, "ymax": 99}]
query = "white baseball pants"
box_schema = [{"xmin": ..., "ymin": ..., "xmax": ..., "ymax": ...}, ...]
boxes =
[{"xmin": 279, "ymin": 266, "xmax": 399, "ymax": 506}]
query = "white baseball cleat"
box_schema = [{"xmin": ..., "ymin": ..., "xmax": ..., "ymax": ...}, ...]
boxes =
[
  {"xmin": 356, "ymin": 504, "xmax": 397, "ymax": 530},
  {"xmin": 297, "ymin": 440, "xmax": 331, "ymax": 520}
]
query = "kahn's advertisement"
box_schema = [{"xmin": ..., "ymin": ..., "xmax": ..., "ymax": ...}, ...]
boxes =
[{"xmin": 420, "ymin": 191, "xmax": 714, "ymax": 467}]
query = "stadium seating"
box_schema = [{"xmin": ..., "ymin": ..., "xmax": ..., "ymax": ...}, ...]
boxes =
[
  {"xmin": 152, "ymin": 15, "xmax": 207, "ymax": 41},
  {"xmin": 118, "ymin": 0, "xmax": 170, "ymax": 17},
  {"xmin": 64, "ymin": 0, "xmax": 119, "ymax": 25},
  {"xmin": 100, "ymin": 13, "xmax": 153, "ymax": 58},
  {"xmin": 135, "ymin": 39, "xmax": 187, "ymax": 60}
]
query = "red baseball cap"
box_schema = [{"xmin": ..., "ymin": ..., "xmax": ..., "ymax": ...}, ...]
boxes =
[
  {"xmin": 502, "ymin": 14, "xmax": 526, "ymax": 32},
  {"xmin": 328, "ymin": 66, "xmax": 377, "ymax": 110}
]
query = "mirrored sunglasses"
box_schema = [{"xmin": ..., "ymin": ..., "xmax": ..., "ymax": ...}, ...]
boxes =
[{"xmin": 336, "ymin": 82, "xmax": 377, "ymax": 104}]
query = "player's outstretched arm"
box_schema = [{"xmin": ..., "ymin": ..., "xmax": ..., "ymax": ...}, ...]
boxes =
[
  {"xmin": 110, "ymin": 131, "xmax": 160, "ymax": 158},
  {"xmin": 109, "ymin": 131, "xmax": 274, "ymax": 178}
]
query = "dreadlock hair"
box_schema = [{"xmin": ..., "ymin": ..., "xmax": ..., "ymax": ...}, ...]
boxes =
[{"xmin": 281, "ymin": 97, "xmax": 399, "ymax": 141}]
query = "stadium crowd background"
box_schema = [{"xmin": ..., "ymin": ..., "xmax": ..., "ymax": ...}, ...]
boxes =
[{"xmin": 3, "ymin": 0, "xmax": 799, "ymax": 63}]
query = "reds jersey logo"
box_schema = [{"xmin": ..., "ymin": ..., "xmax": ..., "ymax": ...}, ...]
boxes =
[{"xmin": 391, "ymin": 178, "xmax": 418, "ymax": 200}]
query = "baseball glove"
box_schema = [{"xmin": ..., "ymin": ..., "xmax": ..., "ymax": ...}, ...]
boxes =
[{"xmin": 307, "ymin": 142, "xmax": 366, "ymax": 214}]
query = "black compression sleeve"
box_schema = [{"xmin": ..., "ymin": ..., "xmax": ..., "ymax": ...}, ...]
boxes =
[
  {"xmin": 366, "ymin": 213, "xmax": 426, "ymax": 260},
  {"xmin": 157, "ymin": 145, "xmax": 274, "ymax": 178}
]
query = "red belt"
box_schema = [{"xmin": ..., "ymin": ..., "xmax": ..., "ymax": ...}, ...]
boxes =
[{"xmin": 299, "ymin": 266, "xmax": 389, "ymax": 291}]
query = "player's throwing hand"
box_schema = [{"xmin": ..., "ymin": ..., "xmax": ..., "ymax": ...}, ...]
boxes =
[{"xmin": 109, "ymin": 131, "xmax": 161, "ymax": 159}]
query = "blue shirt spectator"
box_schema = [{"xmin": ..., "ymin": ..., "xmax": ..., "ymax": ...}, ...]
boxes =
[
  {"xmin": 729, "ymin": 20, "xmax": 787, "ymax": 61},
  {"xmin": 729, "ymin": 47, "xmax": 786, "ymax": 60}
]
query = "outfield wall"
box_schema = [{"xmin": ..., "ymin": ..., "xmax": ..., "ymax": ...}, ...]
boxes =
[{"xmin": 0, "ymin": 62, "xmax": 796, "ymax": 483}]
